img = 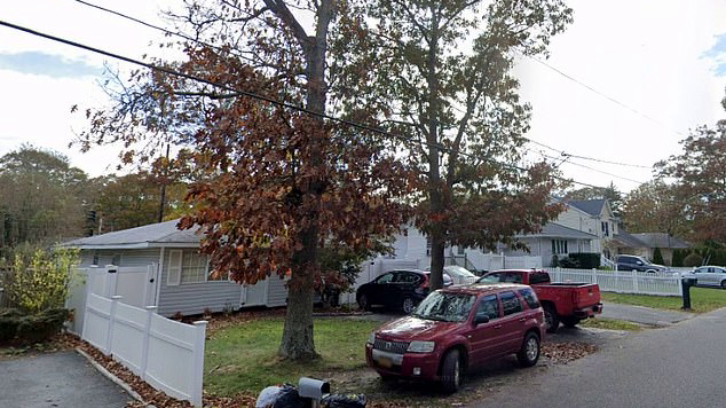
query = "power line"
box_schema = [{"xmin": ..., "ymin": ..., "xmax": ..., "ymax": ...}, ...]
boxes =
[
  {"xmin": 518, "ymin": 51, "xmax": 686, "ymax": 138},
  {"xmin": 0, "ymin": 19, "xmax": 610, "ymax": 190},
  {"xmin": 530, "ymin": 149, "xmax": 645, "ymax": 185},
  {"xmin": 526, "ymin": 138, "xmax": 652, "ymax": 169},
  {"xmin": 76, "ymin": 0, "xmax": 661, "ymax": 174}
]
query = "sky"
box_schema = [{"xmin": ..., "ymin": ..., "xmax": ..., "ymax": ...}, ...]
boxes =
[{"xmin": 0, "ymin": 0, "xmax": 725, "ymax": 193}]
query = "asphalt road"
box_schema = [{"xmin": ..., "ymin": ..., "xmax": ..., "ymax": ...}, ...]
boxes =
[
  {"xmin": 468, "ymin": 308, "xmax": 726, "ymax": 408},
  {"xmin": 0, "ymin": 351, "xmax": 133, "ymax": 408}
]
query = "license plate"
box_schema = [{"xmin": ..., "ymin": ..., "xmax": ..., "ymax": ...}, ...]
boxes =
[{"xmin": 378, "ymin": 356, "xmax": 393, "ymax": 368}]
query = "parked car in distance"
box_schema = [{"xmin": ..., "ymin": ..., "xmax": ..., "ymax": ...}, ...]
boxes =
[
  {"xmin": 356, "ymin": 269, "xmax": 453, "ymax": 314},
  {"xmin": 616, "ymin": 255, "xmax": 668, "ymax": 274},
  {"xmin": 680, "ymin": 266, "xmax": 726, "ymax": 289},
  {"xmin": 366, "ymin": 283, "xmax": 545, "ymax": 393},
  {"xmin": 477, "ymin": 269, "xmax": 602, "ymax": 332},
  {"xmin": 425, "ymin": 265, "xmax": 479, "ymax": 285}
]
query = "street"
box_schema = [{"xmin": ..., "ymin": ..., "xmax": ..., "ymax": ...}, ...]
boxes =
[{"xmin": 468, "ymin": 308, "xmax": 726, "ymax": 408}]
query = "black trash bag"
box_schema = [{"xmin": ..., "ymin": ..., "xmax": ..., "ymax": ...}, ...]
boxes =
[
  {"xmin": 321, "ymin": 393, "xmax": 367, "ymax": 408},
  {"xmin": 273, "ymin": 384, "xmax": 308, "ymax": 408}
]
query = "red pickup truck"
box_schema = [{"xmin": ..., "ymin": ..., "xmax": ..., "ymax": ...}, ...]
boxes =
[{"xmin": 477, "ymin": 269, "xmax": 602, "ymax": 332}]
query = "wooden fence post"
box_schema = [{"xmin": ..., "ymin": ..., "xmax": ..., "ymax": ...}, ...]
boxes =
[
  {"xmin": 191, "ymin": 320, "xmax": 208, "ymax": 407},
  {"xmin": 140, "ymin": 306, "xmax": 158, "ymax": 380},
  {"xmin": 106, "ymin": 295, "xmax": 123, "ymax": 355}
]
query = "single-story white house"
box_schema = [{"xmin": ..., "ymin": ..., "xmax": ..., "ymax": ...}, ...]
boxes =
[{"xmin": 64, "ymin": 219, "xmax": 289, "ymax": 317}]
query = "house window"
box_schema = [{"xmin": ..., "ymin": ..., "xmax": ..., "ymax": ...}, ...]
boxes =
[
  {"xmin": 181, "ymin": 251, "xmax": 210, "ymax": 284},
  {"xmin": 207, "ymin": 267, "xmax": 230, "ymax": 281},
  {"xmin": 111, "ymin": 254, "xmax": 121, "ymax": 266},
  {"xmin": 551, "ymin": 240, "xmax": 568, "ymax": 255},
  {"xmin": 92, "ymin": 251, "xmax": 99, "ymax": 266},
  {"xmin": 601, "ymin": 221, "xmax": 609, "ymax": 237},
  {"xmin": 457, "ymin": 246, "xmax": 465, "ymax": 255}
]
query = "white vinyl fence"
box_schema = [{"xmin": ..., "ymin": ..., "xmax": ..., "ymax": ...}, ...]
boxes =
[
  {"xmin": 549, "ymin": 268, "xmax": 683, "ymax": 297},
  {"xmin": 466, "ymin": 253, "xmax": 542, "ymax": 271},
  {"xmin": 82, "ymin": 292, "xmax": 207, "ymax": 406}
]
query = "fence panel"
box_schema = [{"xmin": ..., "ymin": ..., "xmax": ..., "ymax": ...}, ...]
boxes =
[
  {"xmin": 549, "ymin": 268, "xmax": 681, "ymax": 297},
  {"xmin": 81, "ymin": 293, "xmax": 206, "ymax": 407}
]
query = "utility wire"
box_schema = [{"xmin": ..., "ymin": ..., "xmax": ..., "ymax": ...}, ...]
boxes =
[
  {"xmin": 0, "ymin": 19, "xmax": 611, "ymax": 190},
  {"xmin": 518, "ymin": 51, "xmax": 686, "ymax": 138},
  {"xmin": 74, "ymin": 0, "xmax": 655, "ymax": 175},
  {"xmin": 530, "ymin": 149, "xmax": 645, "ymax": 185},
  {"xmin": 527, "ymin": 139, "xmax": 652, "ymax": 169}
]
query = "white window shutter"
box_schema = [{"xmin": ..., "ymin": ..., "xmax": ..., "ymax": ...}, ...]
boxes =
[{"xmin": 167, "ymin": 250, "xmax": 183, "ymax": 286}]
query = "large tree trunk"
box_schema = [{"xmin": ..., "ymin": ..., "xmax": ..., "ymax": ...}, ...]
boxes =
[
  {"xmin": 426, "ymin": 8, "xmax": 446, "ymax": 291},
  {"xmin": 276, "ymin": 0, "xmax": 334, "ymax": 361}
]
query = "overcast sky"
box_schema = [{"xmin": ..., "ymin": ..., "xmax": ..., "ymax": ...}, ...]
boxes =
[{"xmin": 0, "ymin": 0, "xmax": 725, "ymax": 193}]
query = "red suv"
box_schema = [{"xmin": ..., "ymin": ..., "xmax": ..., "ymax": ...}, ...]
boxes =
[{"xmin": 365, "ymin": 283, "xmax": 546, "ymax": 393}]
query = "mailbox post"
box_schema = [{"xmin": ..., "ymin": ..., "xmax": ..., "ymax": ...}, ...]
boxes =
[{"xmin": 681, "ymin": 276, "xmax": 696, "ymax": 310}]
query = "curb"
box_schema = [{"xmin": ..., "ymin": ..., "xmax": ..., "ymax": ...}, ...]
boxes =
[{"xmin": 75, "ymin": 347, "xmax": 154, "ymax": 407}]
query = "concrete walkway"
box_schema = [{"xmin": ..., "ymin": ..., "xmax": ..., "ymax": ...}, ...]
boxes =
[
  {"xmin": 601, "ymin": 301, "xmax": 694, "ymax": 326},
  {"xmin": 0, "ymin": 351, "xmax": 133, "ymax": 408}
]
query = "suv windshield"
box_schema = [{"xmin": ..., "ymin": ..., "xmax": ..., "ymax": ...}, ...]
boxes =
[{"xmin": 412, "ymin": 291, "xmax": 476, "ymax": 322}]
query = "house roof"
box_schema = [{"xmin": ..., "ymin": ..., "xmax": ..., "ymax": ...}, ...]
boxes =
[
  {"xmin": 519, "ymin": 222, "xmax": 599, "ymax": 240},
  {"xmin": 63, "ymin": 219, "xmax": 202, "ymax": 249},
  {"xmin": 631, "ymin": 233, "xmax": 690, "ymax": 249},
  {"xmin": 612, "ymin": 232, "xmax": 647, "ymax": 248},
  {"xmin": 567, "ymin": 199, "xmax": 606, "ymax": 216}
]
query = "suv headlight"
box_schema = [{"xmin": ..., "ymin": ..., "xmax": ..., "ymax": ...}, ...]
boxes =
[
  {"xmin": 367, "ymin": 333, "xmax": 376, "ymax": 345},
  {"xmin": 407, "ymin": 341, "xmax": 435, "ymax": 353}
]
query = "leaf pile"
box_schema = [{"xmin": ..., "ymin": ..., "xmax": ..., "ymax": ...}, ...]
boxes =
[{"xmin": 542, "ymin": 343, "xmax": 597, "ymax": 364}]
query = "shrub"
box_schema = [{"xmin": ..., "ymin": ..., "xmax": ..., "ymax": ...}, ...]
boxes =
[
  {"xmin": 551, "ymin": 255, "xmax": 560, "ymax": 268},
  {"xmin": 0, "ymin": 308, "xmax": 68, "ymax": 345},
  {"xmin": 1, "ymin": 247, "xmax": 79, "ymax": 314},
  {"xmin": 568, "ymin": 253, "xmax": 601, "ymax": 269},
  {"xmin": 672, "ymin": 249, "xmax": 688, "ymax": 267},
  {"xmin": 683, "ymin": 252, "xmax": 704, "ymax": 268},
  {"xmin": 652, "ymin": 247, "xmax": 664, "ymax": 264}
]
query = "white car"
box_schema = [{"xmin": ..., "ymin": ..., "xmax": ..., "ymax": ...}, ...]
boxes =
[
  {"xmin": 680, "ymin": 266, "xmax": 726, "ymax": 289},
  {"xmin": 443, "ymin": 265, "xmax": 479, "ymax": 285}
]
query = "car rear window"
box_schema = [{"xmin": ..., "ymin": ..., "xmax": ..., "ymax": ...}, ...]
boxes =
[
  {"xmin": 500, "ymin": 291, "xmax": 522, "ymax": 316},
  {"xmin": 529, "ymin": 272, "xmax": 550, "ymax": 284},
  {"xmin": 518, "ymin": 288, "xmax": 540, "ymax": 309}
]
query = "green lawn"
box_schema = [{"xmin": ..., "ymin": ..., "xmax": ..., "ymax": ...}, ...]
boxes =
[
  {"xmin": 204, "ymin": 317, "xmax": 380, "ymax": 396},
  {"xmin": 602, "ymin": 287, "xmax": 726, "ymax": 314},
  {"xmin": 580, "ymin": 318, "xmax": 642, "ymax": 331}
]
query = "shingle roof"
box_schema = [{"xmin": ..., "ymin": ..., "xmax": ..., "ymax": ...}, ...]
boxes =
[
  {"xmin": 63, "ymin": 219, "xmax": 202, "ymax": 249},
  {"xmin": 519, "ymin": 222, "xmax": 599, "ymax": 240},
  {"xmin": 612, "ymin": 232, "xmax": 647, "ymax": 248},
  {"xmin": 631, "ymin": 233, "xmax": 690, "ymax": 249},
  {"xmin": 567, "ymin": 199, "xmax": 606, "ymax": 216}
]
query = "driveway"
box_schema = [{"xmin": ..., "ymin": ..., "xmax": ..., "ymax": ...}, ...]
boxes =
[
  {"xmin": 467, "ymin": 307, "xmax": 726, "ymax": 408},
  {"xmin": 0, "ymin": 351, "xmax": 133, "ymax": 408},
  {"xmin": 601, "ymin": 301, "xmax": 694, "ymax": 326}
]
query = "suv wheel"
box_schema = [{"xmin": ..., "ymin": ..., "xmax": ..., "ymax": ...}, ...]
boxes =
[
  {"xmin": 358, "ymin": 294, "xmax": 370, "ymax": 311},
  {"xmin": 402, "ymin": 297, "xmax": 415, "ymax": 314},
  {"xmin": 517, "ymin": 332, "xmax": 540, "ymax": 367},
  {"xmin": 721, "ymin": 280, "xmax": 726, "ymax": 290},
  {"xmin": 440, "ymin": 349, "xmax": 462, "ymax": 393}
]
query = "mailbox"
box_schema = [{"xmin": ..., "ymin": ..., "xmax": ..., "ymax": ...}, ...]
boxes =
[{"xmin": 298, "ymin": 377, "xmax": 330, "ymax": 400}]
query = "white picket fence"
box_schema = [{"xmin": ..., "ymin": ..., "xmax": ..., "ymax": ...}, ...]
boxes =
[
  {"xmin": 82, "ymin": 292, "xmax": 207, "ymax": 406},
  {"xmin": 549, "ymin": 267, "xmax": 683, "ymax": 297}
]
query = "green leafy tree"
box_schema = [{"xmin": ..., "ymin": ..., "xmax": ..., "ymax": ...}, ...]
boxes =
[
  {"xmin": 0, "ymin": 145, "xmax": 89, "ymax": 253},
  {"xmin": 622, "ymin": 180, "xmax": 689, "ymax": 237},
  {"xmin": 337, "ymin": 0, "xmax": 573, "ymax": 288}
]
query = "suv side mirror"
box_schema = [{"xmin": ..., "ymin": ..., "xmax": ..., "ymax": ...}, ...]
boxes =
[{"xmin": 474, "ymin": 315, "xmax": 490, "ymax": 325}]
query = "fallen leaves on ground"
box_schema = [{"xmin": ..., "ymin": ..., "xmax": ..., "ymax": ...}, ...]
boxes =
[{"xmin": 542, "ymin": 342, "xmax": 597, "ymax": 364}]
